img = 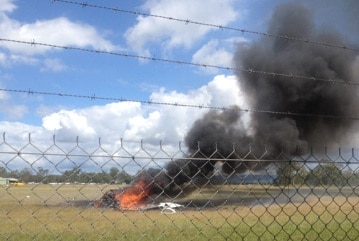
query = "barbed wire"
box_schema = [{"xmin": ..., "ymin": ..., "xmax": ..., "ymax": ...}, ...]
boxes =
[
  {"xmin": 52, "ymin": 0, "xmax": 359, "ymax": 53},
  {"xmin": 1, "ymin": 38, "xmax": 358, "ymax": 87},
  {"xmin": 1, "ymin": 87, "xmax": 359, "ymax": 121}
]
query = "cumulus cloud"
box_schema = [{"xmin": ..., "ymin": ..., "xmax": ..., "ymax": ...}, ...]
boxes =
[
  {"xmin": 125, "ymin": 0, "xmax": 238, "ymax": 56},
  {"xmin": 0, "ymin": 121, "xmax": 42, "ymax": 137},
  {"xmin": 0, "ymin": 0, "xmax": 117, "ymax": 59},
  {"xmin": 0, "ymin": 0, "xmax": 16, "ymax": 14},
  {"xmin": 138, "ymin": 75, "xmax": 246, "ymax": 143},
  {"xmin": 39, "ymin": 75, "xmax": 243, "ymax": 144},
  {"xmin": 0, "ymin": 17, "xmax": 117, "ymax": 55},
  {"xmin": 0, "ymin": 75, "xmax": 244, "ymax": 171},
  {"xmin": 0, "ymin": 0, "xmax": 118, "ymax": 72},
  {"xmin": 42, "ymin": 110, "xmax": 96, "ymax": 138},
  {"xmin": 191, "ymin": 37, "xmax": 247, "ymax": 74}
]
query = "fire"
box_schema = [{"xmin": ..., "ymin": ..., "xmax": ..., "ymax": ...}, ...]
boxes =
[
  {"xmin": 115, "ymin": 178, "xmax": 151, "ymax": 210},
  {"xmin": 94, "ymin": 175, "xmax": 158, "ymax": 210}
]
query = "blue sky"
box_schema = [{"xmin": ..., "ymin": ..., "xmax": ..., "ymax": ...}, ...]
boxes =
[{"xmin": 0, "ymin": 0, "xmax": 358, "ymax": 149}]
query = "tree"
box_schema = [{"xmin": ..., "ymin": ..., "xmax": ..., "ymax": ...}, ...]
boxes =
[
  {"xmin": 275, "ymin": 161, "xmax": 308, "ymax": 186},
  {"xmin": 1, "ymin": 166, "xmax": 133, "ymax": 184},
  {"xmin": 109, "ymin": 167, "xmax": 120, "ymax": 183},
  {"xmin": 108, "ymin": 167, "xmax": 132, "ymax": 184},
  {"xmin": 117, "ymin": 170, "xmax": 133, "ymax": 184},
  {"xmin": 343, "ymin": 169, "xmax": 359, "ymax": 186},
  {"xmin": 0, "ymin": 167, "xmax": 9, "ymax": 177},
  {"xmin": 305, "ymin": 159, "xmax": 345, "ymax": 186},
  {"xmin": 18, "ymin": 168, "xmax": 33, "ymax": 182},
  {"xmin": 35, "ymin": 167, "xmax": 49, "ymax": 183},
  {"xmin": 63, "ymin": 166, "xmax": 82, "ymax": 183},
  {"xmin": 95, "ymin": 172, "xmax": 112, "ymax": 184}
]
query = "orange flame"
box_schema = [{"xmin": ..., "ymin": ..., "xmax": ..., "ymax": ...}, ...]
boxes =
[{"xmin": 115, "ymin": 178, "xmax": 151, "ymax": 210}]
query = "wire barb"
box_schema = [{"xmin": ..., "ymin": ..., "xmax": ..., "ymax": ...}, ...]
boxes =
[
  {"xmin": 0, "ymin": 37, "xmax": 358, "ymax": 86},
  {"xmin": 52, "ymin": 0, "xmax": 359, "ymax": 52},
  {"xmin": 0, "ymin": 87, "xmax": 358, "ymax": 120}
]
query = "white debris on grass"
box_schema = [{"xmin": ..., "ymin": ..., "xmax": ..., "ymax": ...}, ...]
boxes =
[
  {"xmin": 141, "ymin": 202, "xmax": 184, "ymax": 214},
  {"xmin": 158, "ymin": 202, "xmax": 184, "ymax": 214}
]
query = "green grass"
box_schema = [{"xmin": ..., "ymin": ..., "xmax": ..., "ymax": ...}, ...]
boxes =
[{"xmin": 1, "ymin": 184, "xmax": 359, "ymax": 241}]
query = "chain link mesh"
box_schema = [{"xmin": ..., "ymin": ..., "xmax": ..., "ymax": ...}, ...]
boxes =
[{"xmin": 1, "ymin": 135, "xmax": 359, "ymax": 240}]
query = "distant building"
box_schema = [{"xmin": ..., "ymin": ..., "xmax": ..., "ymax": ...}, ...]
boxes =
[{"xmin": 0, "ymin": 177, "xmax": 21, "ymax": 185}]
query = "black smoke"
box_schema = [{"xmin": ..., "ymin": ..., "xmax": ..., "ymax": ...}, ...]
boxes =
[
  {"xmin": 96, "ymin": 3, "xmax": 359, "ymax": 208},
  {"xmin": 184, "ymin": 2, "xmax": 359, "ymax": 175},
  {"xmin": 142, "ymin": 2, "xmax": 359, "ymax": 191},
  {"xmin": 236, "ymin": 3, "xmax": 358, "ymax": 146}
]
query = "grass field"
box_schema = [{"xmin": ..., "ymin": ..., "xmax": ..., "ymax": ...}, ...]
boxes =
[{"xmin": 1, "ymin": 184, "xmax": 359, "ymax": 241}]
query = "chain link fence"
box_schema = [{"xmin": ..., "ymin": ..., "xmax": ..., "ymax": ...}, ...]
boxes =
[{"xmin": 1, "ymin": 134, "xmax": 359, "ymax": 240}]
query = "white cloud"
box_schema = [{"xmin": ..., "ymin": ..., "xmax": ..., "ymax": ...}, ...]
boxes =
[
  {"xmin": 0, "ymin": 17, "xmax": 117, "ymax": 55},
  {"xmin": 0, "ymin": 75, "xmax": 244, "ymax": 171},
  {"xmin": 124, "ymin": 111, "xmax": 163, "ymax": 141},
  {"xmin": 9, "ymin": 54, "xmax": 38, "ymax": 65},
  {"xmin": 0, "ymin": 121, "xmax": 42, "ymax": 137},
  {"xmin": 42, "ymin": 102, "xmax": 143, "ymax": 141},
  {"xmin": 192, "ymin": 39, "xmax": 233, "ymax": 73},
  {"xmin": 0, "ymin": 52, "xmax": 41, "ymax": 67},
  {"xmin": 39, "ymin": 75, "xmax": 243, "ymax": 145},
  {"xmin": 41, "ymin": 58, "xmax": 67, "ymax": 72},
  {"xmin": 152, "ymin": 75, "xmax": 247, "ymax": 139},
  {"xmin": 192, "ymin": 37, "xmax": 248, "ymax": 74},
  {"xmin": 205, "ymin": 75, "xmax": 246, "ymax": 107},
  {"xmin": 0, "ymin": 0, "xmax": 118, "ymax": 71},
  {"xmin": 0, "ymin": 1, "xmax": 117, "ymax": 57},
  {"xmin": 0, "ymin": 0, "xmax": 16, "ymax": 14},
  {"xmin": 1, "ymin": 53, "xmax": 68, "ymax": 71},
  {"xmin": 42, "ymin": 109, "xmax": 96, "ymax": 140},
  {"xmin": 125, "ymin": 0, "xmax": 238, "ymax": 56}
]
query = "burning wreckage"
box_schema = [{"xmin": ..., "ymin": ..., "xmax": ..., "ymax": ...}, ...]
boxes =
[
  {"xmin": 93, "ymin": 157, "xmax": 238, "ymax": 211},
  {"xmin": 95, "ymin": 3, "xmax": 359, "ymax": 211},
  {"xmin": 94, "ymin": 147, "xmax": 287, "ymax": 211},
  {"xmin": 94, "ymin": 179, "xmax": 185, "ymax": 213}
]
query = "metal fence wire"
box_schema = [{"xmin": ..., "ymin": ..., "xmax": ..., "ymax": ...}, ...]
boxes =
[{"xmin": 1, "ymin": 135, "xmax": 359, "ymax": 241}]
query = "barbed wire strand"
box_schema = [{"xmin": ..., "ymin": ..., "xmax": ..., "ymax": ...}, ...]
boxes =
[
  {"xmin": 1, "ymin": 38, "xmax": 358, "ymax": 87},
  {"xmin": 1, "ymin": 87, "xmax": 359, "ymax": 121},
  {"xmin": 51, "ymin": 0, "xmax": 359, "ymax": 53}
]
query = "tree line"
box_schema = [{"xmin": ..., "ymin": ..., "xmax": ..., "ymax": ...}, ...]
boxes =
[
  {"xmin": 275, "ymin": 159, "xmax": 359, "ymax": 186},
  {"xmin": 0, "ymin": 166, "xmax": 133, "ymax": 184},
  {"xmin": 1, "ymin": 158, "xmax": 358, "ymax": 186}
]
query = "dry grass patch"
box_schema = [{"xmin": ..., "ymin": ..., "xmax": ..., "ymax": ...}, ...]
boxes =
[{"xmin": 1, "ymin": 184, "xmax": 359, "ymax": 240}]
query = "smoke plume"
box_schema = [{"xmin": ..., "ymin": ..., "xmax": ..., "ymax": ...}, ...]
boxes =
[
  {"xmin": 96, "ymin": 3, "xmax": 359, "ymax": 209},
  {"xmin": 185, "ymin": 2, "xmax": 359, "ymax": 172},
  {"xmin": 237, "ymin": 3, "xmax": 358, "ymax": 146}
]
